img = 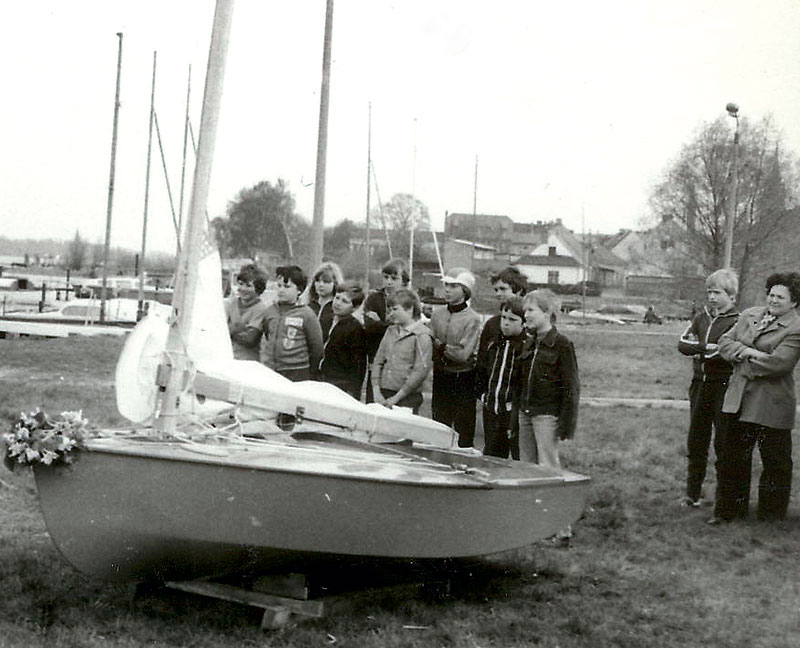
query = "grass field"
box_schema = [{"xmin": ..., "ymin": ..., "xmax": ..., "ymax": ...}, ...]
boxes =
[{"xmin": 1, "ymin": 325, "xmax": 799, "ymax": 647}]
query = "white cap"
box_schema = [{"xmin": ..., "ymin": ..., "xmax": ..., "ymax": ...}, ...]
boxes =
[{"xmin": 442, "ymin": 267, "xmax": 476, "ymax": 298}]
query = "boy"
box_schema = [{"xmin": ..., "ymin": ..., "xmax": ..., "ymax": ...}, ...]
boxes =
[
  {"xmin": 515, "ymin": 289, "xmax": 580, "ymax": 468},
  {"xmin": 429, "ymin": 267, "xmax": 482, "ymax": 448},
  {"xmin": 225, "ymin": 263, "xmax": 270, "ymax": 361},
  {"xmin": 677, "ymin": 268, "xmax": 739, "ymax": 507},
  {"xmin": 262, "ymin": 265, "xmax": 324, "ymax": 381},
  {"xmin": 371, "ymin": 288, "xmax": 432, "ymax": 414},
  {"xmin": 476, "ymin": 265, "xmax": 527, "ymax": 457},
  {"xmin": 478, "ymin": 296, "xmax": 527, "ymax": 459},
  {"xmin": 320, "ymin": 280, "xmax": 367, "ymax": 399},
  {"xmin": 363, "ymin": 258, "xmax": 410, "ymax": 402}
]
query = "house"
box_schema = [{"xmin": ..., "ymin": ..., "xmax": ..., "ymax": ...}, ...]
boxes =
[
  {"xmin": 515, "ymin": 246, "xmax": 582, "ymax": 286},
  {"xmin": 514, "ymin": 225, "xmax": 626, "ymax": 288}
]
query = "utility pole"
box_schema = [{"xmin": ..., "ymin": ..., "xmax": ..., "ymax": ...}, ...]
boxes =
[
  {"xmin": 723, "ymin": 102, "xmax": 740, "ymax": 269},
  {"xmin": 310, "ymin": 0, "xmax": 334, "ymax": 270},
  {"xmin": 100, "ymin": 32, "xmax": 123, "ymax": 323}
]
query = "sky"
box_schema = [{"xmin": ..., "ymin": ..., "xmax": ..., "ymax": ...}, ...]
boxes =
[{"xmin": 2, "ymin": 0, "xmax": 800, "ymax": 254}]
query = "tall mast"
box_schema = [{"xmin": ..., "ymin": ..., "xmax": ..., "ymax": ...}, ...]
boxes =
[
  {"xmin": 310, "ymin": 0, "xmax": 335, "ymax": 270},
  {"xmin": 157, "ymin": 0, "xmax": 235, "ymax": 435},
  {"xmin": 100, "ymin": 32, "xmax": 123, "ymax": 323},
  {"xmin": 364, "ymin": 101, "xmax": 372, "ymax": 285},
  {"xmin": 137, "ymin": 51, "xmax": 157, "ymax": 321},
  {"xmin": 177, "ymin": 64, "xmax": 193, "ymax": 255}
]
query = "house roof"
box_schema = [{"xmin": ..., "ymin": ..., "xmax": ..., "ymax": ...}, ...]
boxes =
[{"xmin": 515, "ymin": 253, "xmax": 580, "ymax": 267}]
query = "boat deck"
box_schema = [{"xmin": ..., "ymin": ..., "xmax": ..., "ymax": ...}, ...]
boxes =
[{"xmin": 84, "ymin": 425, "xmax": 583, "ymax": 489}]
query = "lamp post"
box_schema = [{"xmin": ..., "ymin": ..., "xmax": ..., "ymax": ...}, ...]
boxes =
[{"xmin": 723, "ymin": 102, "xmax": 740, "ymax": 269}]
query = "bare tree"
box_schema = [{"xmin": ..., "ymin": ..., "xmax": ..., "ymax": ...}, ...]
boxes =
[
  {"xmin": 649, "ymin": 116, "xmax": 799, "ymax": 296},
  {"xmin": 370, "ymin": 193, "xmax": 431, "ymax": 260}
]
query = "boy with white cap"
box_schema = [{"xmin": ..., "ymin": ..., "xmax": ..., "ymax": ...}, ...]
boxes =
[{"xmin": 429, "ymin": 267, "xmax": 483, "ymax": 448}]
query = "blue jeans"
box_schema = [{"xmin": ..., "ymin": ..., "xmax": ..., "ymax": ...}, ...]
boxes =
[{"xmin": 518, "ymin": 413, "xmax": 558, "ymax": 466}]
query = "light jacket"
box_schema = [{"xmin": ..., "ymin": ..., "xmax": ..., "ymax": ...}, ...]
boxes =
[
  {"xmin": 372, "ymin": 319, "xmax": 432, "ymax": 397},
  {"xmin": 677, "ymin": 306, "xmax": 738, "ymax": 382},
  {"xmin": 428, "ymin": 304, "xmax": 482, "ymax": 374},
  {"xmin": 719, "ymin": 306, "xmax": 800, "ymax": 430},
  {"xmin": 262, "ymin": 302, "xmax": 324, "ymax": 374},
  {"xmin": 225, "ymin": 295, "xmax": 269, "ymax": 361}
]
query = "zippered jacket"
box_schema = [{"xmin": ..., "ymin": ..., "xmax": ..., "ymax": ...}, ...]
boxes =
[
  {"xmin": 262, "ymin": 302, "xmax": 324, "ymax": 374},
  {"xmin": 678, "ymin": 307, "xmax": 739, "ymax": 381},
  {"xmin": 479, "ymin": 330, "xmax": 526, "ymax": 415},
  {"xmin": 372, "ymin": 320, "xmax": 432, "ymax": 397},
  {"xmin": 513, "ymin": 326, "xmax": 580, "ymax": 440}
]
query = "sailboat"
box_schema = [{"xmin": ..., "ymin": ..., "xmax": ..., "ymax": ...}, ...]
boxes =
[{"xmin": 32, "ymin": 0, "xmax": 590, "ymax": 583}]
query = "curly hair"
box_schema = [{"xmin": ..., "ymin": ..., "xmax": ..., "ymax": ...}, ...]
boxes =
[{"xmin": 765, "ymin": 272, "xmax": 800, "ymax": 305}]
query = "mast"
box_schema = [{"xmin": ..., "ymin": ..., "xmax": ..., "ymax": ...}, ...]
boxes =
[
  {"xmin": 100, "ymin": 32, "xmax": 123, "ymax": 324},
  {"xmin": 364, "ymin": 101, "xmax": 372, "ymax": 286},
  {"xmin": 137, "ymin": 51, "xmax": 157, "ymax": 321},
  {"xmin": 310, "ymin": 0, "xmax": 335, "ymax": 270},
  {"xmin": 409, "ymin": 117, "xmax": 417, "ymax": 287},
  {"xmin": 156, "ymin": 0, "xmax": 235, "ymax": 435},
  {"xmin": 177, "ymin": 65, "xmax": 192, "ymax": 255}
]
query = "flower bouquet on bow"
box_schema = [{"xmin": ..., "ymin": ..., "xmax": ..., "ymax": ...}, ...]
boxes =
[{"xmin": 2, "ymin": 409, "xmax": 92, "ymax": 470}]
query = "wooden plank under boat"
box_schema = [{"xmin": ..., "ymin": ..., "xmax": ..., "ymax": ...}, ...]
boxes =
[{"xmin": 33, "ymin": 427, "xmax": 590, "ymax": 582}]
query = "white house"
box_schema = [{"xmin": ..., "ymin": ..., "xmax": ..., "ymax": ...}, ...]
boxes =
[{"xmin": 514, "ymin": 231, "xmax": 584, "ymax": 286}]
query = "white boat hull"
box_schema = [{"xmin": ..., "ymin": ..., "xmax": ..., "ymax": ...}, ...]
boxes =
[{"xmin": 34, "ymin": 431, "xmax": 589, "ymax": 581}]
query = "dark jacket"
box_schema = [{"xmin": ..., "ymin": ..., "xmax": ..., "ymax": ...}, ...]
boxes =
[
  {"xmin": 363, "ymin": 289, "xmax": 390, "ymax": 360},
  {"xmin": 678, "ymin": 307, "xmax": 739, "ymax": 382},
  {"xmin": 320, "ymin": 314, "xmax": 366, "ymax": 389},
  {"xmin": 479, "ymin": 328, "xmax": 527, "ymax": 415},
  {"xmin": 309, "ymin": 298, "xmax": 335, "ymax": 342},
  {"xmin": 514, "ymin": 326, "xmax": 580, "ymax": 440},
  {"xmin": 475, "ymin": 314, "xmax": 501, "ymax": 395}
]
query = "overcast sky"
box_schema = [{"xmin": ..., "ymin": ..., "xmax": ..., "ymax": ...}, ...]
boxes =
[{"xmin": 2, "ymin": 1, "xmax": 799, "ymax": 253}]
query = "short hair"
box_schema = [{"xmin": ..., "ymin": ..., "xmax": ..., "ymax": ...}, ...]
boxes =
[
  {"xmin": 275, "ymin": 265, "xmax": 307, "ymax": 293},
  {"xmin": 523, "ymin": 288, "xmax": 559, "ymax": 323},
  {"xmin": 236, "ymin": 263, "xmax": 267, "ymax": 295},
  {"xmin": 490, "ymin": 266, "xmax": 527, "ymax": 295},
  {"xmin": 500, "ymin": 295, "xmax": 525, "ymax": 321},
  {"xmin": 766, "ymin": 272, "xmax": 800, "ymax": 305},
  {"xmin": 388, "ymin": 288, "xmax": 421, "ymax": 319},
  {"xmin": 706, "ymin": 268, "xmax": 738, "ymax": 297},
  {"xmin": 335, "ymin": 279, "xmax": 365, "ymax": 308},
  {"xmin": 381, "ymin": 258, "xmax": 410, "ymax": 285},
  {"xmin": 309, "ymin": 261, "xmax": 344, "ymax": 301}
]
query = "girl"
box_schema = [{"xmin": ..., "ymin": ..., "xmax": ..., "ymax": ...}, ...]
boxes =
[{"xmin": 306, "ymin": 261, "xmax": 343, "ymax": 342}]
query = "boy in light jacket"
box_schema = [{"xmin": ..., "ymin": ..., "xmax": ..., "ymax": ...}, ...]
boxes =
[
  {"xmin": 371, "ymin": 289, "xmax": 432, "ymax": 414},
  {"xmin": 262, "ymin": 265, "xmax": 323, "ymax": 382},
  {"xmin": 429, "ymin": 267, "xmax": 482, "ymax": 448}
]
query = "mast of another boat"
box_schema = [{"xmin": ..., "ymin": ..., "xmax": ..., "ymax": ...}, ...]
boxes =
[
  {"xmin": 100, "ymin": 32, "xmax": 123, "ymax": 324},
  {"xmin": 156, "ymin": 0, "xmax": 235, "ymax": 436}
]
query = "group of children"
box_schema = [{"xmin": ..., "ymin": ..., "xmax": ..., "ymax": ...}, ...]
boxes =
[{"xmin": 224, "ymin": 259, "xmax": 580, "ymax": 470}]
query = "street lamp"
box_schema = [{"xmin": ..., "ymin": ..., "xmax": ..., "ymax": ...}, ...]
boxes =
[{"xmin": 723, "ymin": 102, "xmax": 740, "ymax": 269}]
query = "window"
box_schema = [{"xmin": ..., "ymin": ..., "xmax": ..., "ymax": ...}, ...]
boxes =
[{"xmin": 547, "ymin": 270, "xmax": 559, "ymax": 284}]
